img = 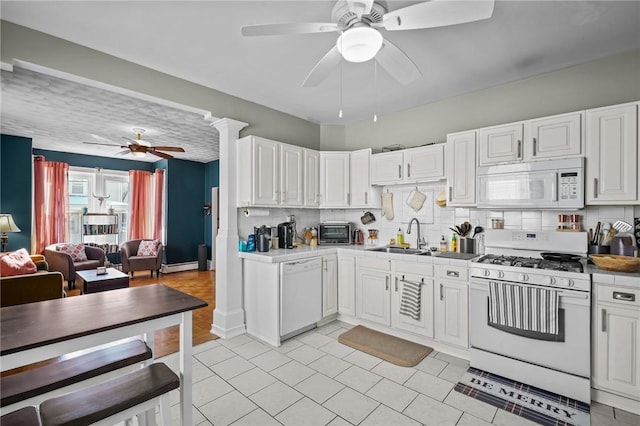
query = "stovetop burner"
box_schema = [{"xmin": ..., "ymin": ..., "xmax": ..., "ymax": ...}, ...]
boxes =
[{"xmin": 477, "ymin": 254, "xmax": 584, "ymax": 273}]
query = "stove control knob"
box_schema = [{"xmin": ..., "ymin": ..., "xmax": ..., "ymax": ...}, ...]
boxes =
[
  {"xmin": 518, "ymin": 273, "xmax": 528, "ymax": 282},
  {"xmin": 497, "ymin": 271, "xmax": 504, "ymax": 279},
  {"xmin": 483, "ymin": 270, "xmax": 491, "ymax": 277},
  {"xmin": 566, "ymin": 279, "xmax": 574, "ymax": 288},
  {"xmin": 545, "ymin": 276, "xmax": 556, "ymax": 285}
]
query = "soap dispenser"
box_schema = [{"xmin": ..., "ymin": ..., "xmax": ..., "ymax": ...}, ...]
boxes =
[
  {"xmin": 440, "ymin": 235, "xmax": 447, "ymax": 252},
  {"xmin": 397, "ymin": 228, "xmax": 404, "ymax": 246}
]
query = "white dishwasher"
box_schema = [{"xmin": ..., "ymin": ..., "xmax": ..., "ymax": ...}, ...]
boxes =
[{"xmin": 280, "ymin": 257, "xmax": 322, "ymax": 339}]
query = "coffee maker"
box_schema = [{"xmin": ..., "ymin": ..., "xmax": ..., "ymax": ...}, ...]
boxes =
[
  {"xmin": 278, "ymin": 222, "xmax": 294, "ymax": 249},
  {"xmin": 254, "ymin": 225, "xmax": 271, "ymax": 252}
]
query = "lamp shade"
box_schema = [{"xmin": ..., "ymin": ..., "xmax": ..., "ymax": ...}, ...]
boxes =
[
  {"xmin": 336, "ymin": 27, "xmax": 383, "ymax": 63},
  {"xmin": 0, "ymin": 214, "xmax": 20, "ymax": 233}
]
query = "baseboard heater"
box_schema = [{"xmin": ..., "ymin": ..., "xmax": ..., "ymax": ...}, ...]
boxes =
[{"xmin": 161, "ymin": 262, "xmax": 198, "ymax": 274}]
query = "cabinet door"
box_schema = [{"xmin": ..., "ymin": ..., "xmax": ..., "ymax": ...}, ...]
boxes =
[
  {"xmin": 357, "ymin": 267, "xmax": 391, "ymax": 326},
  {"xmin": 304, "ymin": 149, "xmax": 320, "ymax": 207},
  {"xmin": 280, "ymin": 144, "xmax": 303, "ymax": 206},
  {"xmin": 392, "ymin": 273, "xmax": 434, "ymax": 338},
  {"xmin": 350, "ymin": 148, "xmax": 381, "ymax": 208},
  {"xmin": 371, "ymin": 151, "xmax": 403, "ymax": 185},
  {"xmin": 436, "ymin": 280, "xmax": 469, "ymax": 348},
  {"xmin": 446, "ymin": 131, "xmax": 476, "ymax": 206},
  {"xmin": 525, "ymin": 112, "xmax": 582, "ymax": 161},
  {"xmin": 405, "ymin": 145, "xmax": 445, "ymax": 182},
  {"xmin": 586, "ymin": 104, "xmax": 638, "ymax": 204},
  {"xmin": 320, "ymin": 152, "xmax": 350, "ymax": 207},
  {"xmin": 338, "ymin": 255, "xmax": 356, "ymax": 317},
  {"xmin": 593, "ymin": 303, "xmax": 640, "ymax": 398},
  {"xmin": 253, "ymin": 137, "xmax": 280, "ymax": 206},
  {"xmin": 322, "ymin": 255, "xmax": 338, "ymax": 318},
  {"xmin": 478, "ymin": 123, "xmax": 524, "ymax": 166}
]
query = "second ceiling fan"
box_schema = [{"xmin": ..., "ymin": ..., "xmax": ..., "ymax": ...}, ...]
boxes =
[{"xmin": 242, "ymin": 0, "xmax": 495, "ymax": 87}]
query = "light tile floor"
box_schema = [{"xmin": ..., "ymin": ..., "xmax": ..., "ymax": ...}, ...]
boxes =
[{"xmin": 157, "ymin": 321, "xmax": 639, "ymax": 426}]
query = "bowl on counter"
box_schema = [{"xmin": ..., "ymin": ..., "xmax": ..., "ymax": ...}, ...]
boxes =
[{"xmin": 590, "ymin": 254, "xmax": 640, "ymax": 273}]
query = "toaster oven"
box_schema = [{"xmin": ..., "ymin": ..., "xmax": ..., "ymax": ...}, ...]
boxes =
[{"xmin": 318, "ymin": 222, "xmax": 352, "ymax": 245}]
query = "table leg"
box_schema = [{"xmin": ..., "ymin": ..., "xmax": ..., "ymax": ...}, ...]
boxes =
[
  {"xmin": 143, "ymin": 331, "xmax": 156, "ymax": 425},
  {"xmin": 180, "ymin": 311, "xmax": 193, "ymax": 426}
]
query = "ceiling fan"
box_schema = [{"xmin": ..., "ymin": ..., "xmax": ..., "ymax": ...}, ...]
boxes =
[
  {"xmin": 83, "ymin": 128, "xmax": 185, "ymax": 159},
  {"xmin": 242, "ymin": 0, "xmax": 495, "ymax": 87}
]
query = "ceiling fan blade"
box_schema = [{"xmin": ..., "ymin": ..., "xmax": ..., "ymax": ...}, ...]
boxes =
[
  {"xmin": 150, "ymin": 146, "xmax": 185, "ymax": 152},
  {"xmin": 383, "ymin": 0, "xmax": 495, "ymax": 31},
  {"xmin": 375, "ymin": 39, "xmax": 422, "ymax": 85},
  {"xmin": 83, "ymin": 141, "xmax": 121, "ymax": 147},
  {"xmin": 302, "ymin": 46, "xmax": 343, "ymax": 87},
  {"xmin": 347, "ymin": 0, "xmax": 374, "ymax": 20},
  {"xmin": 241, "ymin": 22, "xmax": 338, "ymax": 36},
  {"xmin": 150, "ymin": 150, "xmax": 173, "ymax": 160},
  {"xmin": 115, "ymin": 149, "xmax": 130, "ymax": 156}
]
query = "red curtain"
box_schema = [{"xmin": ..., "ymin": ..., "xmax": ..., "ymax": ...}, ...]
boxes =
[
  {"xmin": 152, "ymin": 169, "xmax": 165, "ymax": 241},
  {"xmin": 33, "ymin": 156, "xmax": 69, "ymax": 254},
  {"xmin": 128, "ymin": 170, "xmax": 152, "ymax": 240}
]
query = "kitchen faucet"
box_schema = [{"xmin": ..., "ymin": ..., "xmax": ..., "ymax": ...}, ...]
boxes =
[{"xmin": 406, "ymin": 218, "xmax": 426, "ymax": 250}]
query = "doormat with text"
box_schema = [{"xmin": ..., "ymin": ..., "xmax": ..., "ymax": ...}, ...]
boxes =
[{"xmin": 455, "ymin": 367, "xmax": 590, "ymax": 426}]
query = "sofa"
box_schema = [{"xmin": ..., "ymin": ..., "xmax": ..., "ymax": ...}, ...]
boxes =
[
  {"xmin": 1, "ymin": 254, "xmax": 65, "ymax": 307},
  {"xmin": 44, "ymin": 244, "xmax": 105, "ymax": 289},
  {"xmin": 120, "ymin": 239, "xmax": 163, "ymax": 278}
]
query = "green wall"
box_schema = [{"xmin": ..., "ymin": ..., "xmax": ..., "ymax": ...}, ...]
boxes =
[
  {"xmin": 203, "ymin": 160, "xmax": 219, "ymax": 259},
  {"xmin": 0, "ymin": 134, "xmax": 32, "ymax": 251},
  {"xmin": 320, "ymin": 49, "xmax": 640, "ymax": 150}
]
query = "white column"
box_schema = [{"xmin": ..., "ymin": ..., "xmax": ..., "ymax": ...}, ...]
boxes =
[{"xmin": 211, "ymin": 117, "xmax": 248, "ymax": 339}]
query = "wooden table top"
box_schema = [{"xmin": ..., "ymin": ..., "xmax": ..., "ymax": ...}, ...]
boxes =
[
  {"xmin": 76, "ymin": 267, "xmax": 127, "ymax": 282},
  {"xmin": 0, "ymin": 284, "xmax": 208, "ymax": 356}
]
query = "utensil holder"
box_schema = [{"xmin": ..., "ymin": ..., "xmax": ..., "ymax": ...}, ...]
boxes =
[{"xmin": 460, "ymin": 238, "xmax": 475, "ymax": 254}]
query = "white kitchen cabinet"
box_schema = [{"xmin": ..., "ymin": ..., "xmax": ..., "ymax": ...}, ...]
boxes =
[
  {"xmin": 586, "ymin": 103, "xmax": 638, "ymax": 204},
  {"xmin": 446, "ymin": 130, "xmax": 476, "ymax": 206},
  {"xmin": 524, "ymin": 112, "xmax": 582, "ymax": 161},
  {"xmin": 322, "ymin": 254, "xmax": 338, "ymax": 319},
  {"xmin": 478, "ymin": 123, "xmax": 523, "ymax": 166},
  {"xmin": 435, "ymin": 265, "xmax": 469, "ymax": 348},
  {"xmin": 304, "ymin": 149, "xmax": 320, "ymax": 207},
  {"xmin": 280, "ymin": 144, "xmax": 304, "ymax": 206},
  {"xmin": 320, "ymin": 151, "xmax": 350, "ymax": 207},
  {"xmin": 338, "ymin": 255, "xmax": 356, "ymax": 317},
  {"xmin": 391, "ymin": 261, "xmax": 434, "ymax": 338},
  {"xmin": 371, "ymin": 144, "xmax": 445, "ymax": 185},
  {"xmin": 593, "ymin": 281, "xmax": 640, "ymax": 403},
  {"xmin": 357, "ymin": 258, "xmax": 392, "ymax": 326},
  {"xmin": 350, "ymin": 148, "xmax": 381, "ymax": 208}
]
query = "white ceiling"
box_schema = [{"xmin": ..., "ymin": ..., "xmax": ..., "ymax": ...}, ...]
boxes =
[{"xmin": 1, "ymin": 1, "xmax": 639, "ymax": 160}]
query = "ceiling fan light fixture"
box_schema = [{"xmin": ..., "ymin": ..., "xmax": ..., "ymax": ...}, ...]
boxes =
[
  {"xmin": 130, "ymin": 151, "xmax": 146, "ymax": 158},
  {"xmin": 336, "ymin": 26, "xmax": 383, "ymax": 63}
]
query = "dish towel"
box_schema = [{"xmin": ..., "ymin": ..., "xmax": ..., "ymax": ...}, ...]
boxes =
[
  {"xmin": 407, "ymin": 189, "xmax": 427, "ymax": 212},
  {"xmin": 488, "ymin": 281, "xmax": 559, "ymax": 335},
  {"xmin": 399, "ymin": 278, "xmax": 422, "ymax": 320},
  {"xmin": 382, "ymin": 192, "xmax": 394, "ymax": 220}
]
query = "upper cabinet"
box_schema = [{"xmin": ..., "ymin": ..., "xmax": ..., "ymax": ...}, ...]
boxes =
[
  {"xmin": 371, "ymin": 144, "xmax": 445, "ymax": 185},
  {"xmin": 320, "ymin": 151, "xmax": 350, "ymax": 207},
  {"xmin": 303, "ymin": 149, "xmax": 320, "ymax": 207},
  {"xmin": 586, "ymin": 103, "xmax": 639, "ymax": 205},
  {"xmin": 350, "ymin": 149, "xmax": 381, "ymax": 208},
  {"xmin": 478, "ymin": 112, "xmax": 583, "ymax": 166},
  {"xmin": 236, "ymin": 135, "xmax": 302, "ymax": 207},
  {"xmin": 446, "ymin": 130, "xmax": 476, "ymax": 207}
]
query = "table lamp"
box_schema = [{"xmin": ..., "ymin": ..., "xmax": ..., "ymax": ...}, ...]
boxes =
[{"xmin": 0, "ymin": 214, "xmax": 21, "ymax": 252}]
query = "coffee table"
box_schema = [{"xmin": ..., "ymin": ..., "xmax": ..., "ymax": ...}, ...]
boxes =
[{"xmin": 76, "ymin": 268, "xmax": 129, "ymax": 294}]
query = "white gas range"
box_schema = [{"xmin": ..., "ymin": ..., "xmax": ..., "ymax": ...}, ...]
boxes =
[{"xmin": 469, "ymin": 230, "xmax": 591, "ymax": 403}]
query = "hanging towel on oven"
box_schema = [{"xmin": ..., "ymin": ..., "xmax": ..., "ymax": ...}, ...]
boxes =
[
  {"xmin": 399, "ymin": 277, "xmax": 422, "ymax": 320},
  {"xmin": 488, "ymin": 281, "xmax": 559, "ymax": 335}
]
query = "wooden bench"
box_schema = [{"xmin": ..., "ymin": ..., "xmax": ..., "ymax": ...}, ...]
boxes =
[
  {"xmin": 39, "ymin": 362, "xmax": 179, "ymax": 426},
  {"xmin": 1, "ymin": 339, "xmax": 152, "ymax": 411},
  {"xmin": 0, "ymin": 406, "xmax": 40, "ymax": 426}
]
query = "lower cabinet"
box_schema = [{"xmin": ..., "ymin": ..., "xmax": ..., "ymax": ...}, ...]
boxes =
[
  {"xmin": 435, "ymin": 264, "xmax": 469, "ymax": 348},
  {"xmin": 322, "ymin": 254, "xmax": 338, "ymax": 319},
  {"xmin": 592, "ymin": 281, "xmax": 640, "ymax": 403},
  {"xmin": 337, "ymin": 255, "xmax": 356, "ymax": 317},
  {"xmin": 356, "ymin": 257, "xmax": 434, "ymax": 338}
]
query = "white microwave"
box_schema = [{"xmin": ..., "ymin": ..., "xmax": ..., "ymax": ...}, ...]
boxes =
[{"xmin": 477, "ymin": 158, "xmax": 584, "ymax": 210}]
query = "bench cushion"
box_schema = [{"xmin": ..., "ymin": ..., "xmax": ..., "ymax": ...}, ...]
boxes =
[
  {"xmin": 1, "ymin": 339, "xmax": 151, "ymax": 407},
  {"xmin": 0, "ymin": 405, "xmax": 40, "ymax": 426},
  {"xmin": 39, "ymin": 362, "xmax": 179, "ymax": 426}
]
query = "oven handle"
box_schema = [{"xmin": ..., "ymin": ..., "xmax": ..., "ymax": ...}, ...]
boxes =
[{"xmin": 470, "ymin": 279, "xmax": 590, "ymax": 302}]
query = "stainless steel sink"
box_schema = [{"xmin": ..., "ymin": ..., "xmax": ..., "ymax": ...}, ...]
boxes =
[{"xmin": 368, "ymin": 246, "xmax": 431, "ymax": 255}]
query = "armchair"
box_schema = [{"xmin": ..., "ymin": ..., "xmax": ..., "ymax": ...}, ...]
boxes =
[
  {"xmin": 120, "ymin": 239, "xmax": 163, "ymax": 278},
  {"xmin": 44, "ymin": 244, "xmax": 105, "ymax": 289}
]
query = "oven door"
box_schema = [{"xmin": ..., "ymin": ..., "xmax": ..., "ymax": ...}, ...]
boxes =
[{"xmin": 469, "ymin": 278, "xmax": 590, "ymax": 377}]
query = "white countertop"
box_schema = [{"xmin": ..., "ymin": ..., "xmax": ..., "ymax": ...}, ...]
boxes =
[{"xmin": 588, "ymin": 264, "xmax": 640, "ymax": 286}]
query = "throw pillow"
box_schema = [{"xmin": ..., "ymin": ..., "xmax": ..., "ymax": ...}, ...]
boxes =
[
  {"xmin": 57, "ymin": 243, "xmax": 88, "ymax": 262},
  {"xmin": 137, "ymin": 240, "xmax": 158, "ymax": 257},
  {"xmin": 0, "ymin": 248, "xmax": 37, "ymax": 277}
]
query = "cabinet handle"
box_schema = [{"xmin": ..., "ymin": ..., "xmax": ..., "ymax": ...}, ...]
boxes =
[
  {"xmin": 398, "ymin": 165, "xmax": 402, "ymax": 179},
  {"xmin": 593, "ymin": 178, "xmax": 598, "ymax": 199},
  {"xmin": 440, "ymin": 284, "xmax": 444, "ymax": 301},
  {"xmin": 448, "ymin": 186, "xmax": 452, "ymax": 203},
  {"xmin": 282, "ymin": 190, "xmax": 286, "ymax": 202},
  {"xmin": 446, "ymin": 270, "xmax": 459, "ymax": 278},
  {"xmin": 532, "ymin": 137, "xmax": 537, "ymax": 156},
  {"xmin": 601, "ymin": 309, "xmax": 606, "ymax": 332},
  {"xmin": 517, "ymin": 140, "xmax": 522, "ymax": 159},
  {"xmin": 323, "ymin": 259, "xmax": 327, "ymax": 271},
  {"xmin": 365, "ymin": 192, "xmax": 368, "ymax": 204},
  {"xmin": 386, "ymin": 276, "xmax": 389, "ymax": 291},
  {"xmin": 407, "ymin": 164, "xmax": 411, "ymax": 178},
  {"xmin": 347, "ymin": 193, "xmax": 351, "ymax": 205},
  {"xmin": 613, "ymin": 291, "xmax": 636, "ymax": 302},
  {"xmin": 395, "ymin": 276, "xmax": 399, "ymax": 292},
  {"xmin": 273, "ymin": 191, "xmax": 278, "ymax": 202}
]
